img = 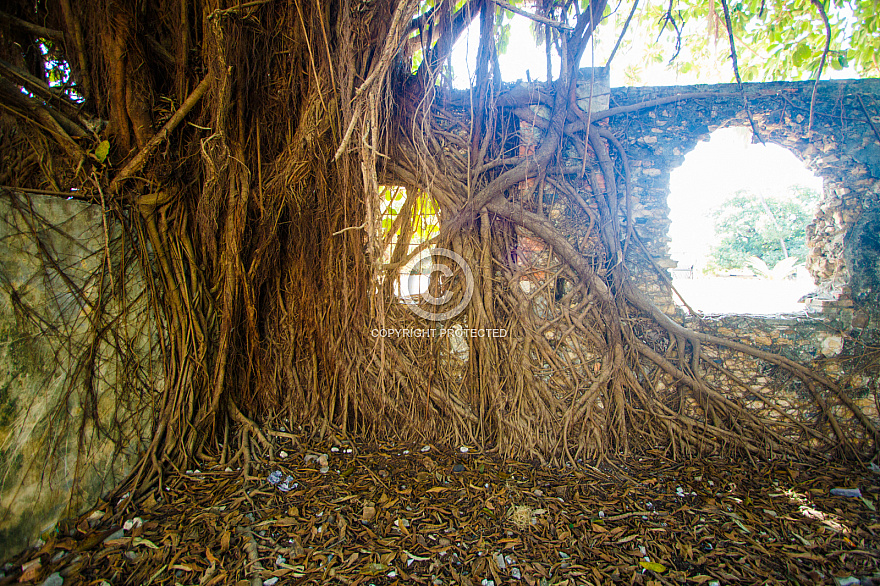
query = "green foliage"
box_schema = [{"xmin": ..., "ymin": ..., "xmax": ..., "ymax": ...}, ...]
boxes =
[
  {"xmin": 496, "ymin": 21, "xmax": 512, "ymax": 54},
  {"xmin": 93, "ymin": 140, "xmax": 110, "ymax": 164},
  {"xmin": 380, "ymin": 186, "xmax": 407, "ymax": 237},
  {"xmin": 635, "ymin": 0, "xmax": 878, "ymax": 81},
  {"xmin": 379, "ymin": 186, "xmax": 440, "ymax": 259},
  {"xmin": 417, "ymin": 0, "xmax": 876, "ymax": 85},
  {"xmin": 579, "ymin": 0, "xmax": 877, "ymax": 84},
  {"xmin": 706, "ymin": 186, "xmax": 820, "ymax": 274},
  {"xmin": 416, "ymin": 0, "xmax": 877, "ymax": 85}
]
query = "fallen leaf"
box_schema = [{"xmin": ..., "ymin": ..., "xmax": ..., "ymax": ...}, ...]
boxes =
[{"xmin": 639, "ymin": 561, "xmax": 667, "ymax": 573}]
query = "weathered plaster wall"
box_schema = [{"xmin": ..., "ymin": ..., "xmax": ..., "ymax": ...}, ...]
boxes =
[{"xmin": 0, "ymin": 191, "xmax": 159, "ymax": 561}]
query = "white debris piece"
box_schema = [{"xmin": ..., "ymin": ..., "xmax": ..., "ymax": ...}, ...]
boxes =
[{"xmin": 493, "ymin": 553, "xmax": 506, "ymax": 570}]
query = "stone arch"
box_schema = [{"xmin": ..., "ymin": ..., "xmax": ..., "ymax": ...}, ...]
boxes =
[
  {"xmin": 664, "ymin": 126, "xmax": 820, "ymax": 313},
  {"xmin": 608, "ymin": 79, "xmax": 880, "ymax": 322}
]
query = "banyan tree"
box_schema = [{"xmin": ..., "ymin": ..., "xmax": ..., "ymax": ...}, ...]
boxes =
[{"xmin": 0, "ymin": 0, "xmax": 876, "ymax": 508}]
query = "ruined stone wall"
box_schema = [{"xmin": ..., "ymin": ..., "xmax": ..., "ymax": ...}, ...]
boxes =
[
  {"xmin": 599, "ymin": 79, "xmax": 880, "ymax": 439},
  {"xmin": 510, "ymin": 77, "xmax": 880, "ymax": 441},
  {"xmin": 604, "ymin": 79, "xmax": 880, "ymax": 321},
  {"xmin": 684, "ymin": 313, "xmax": 878, "ymax": 449},
  {"xmin": 0, "ymin": 191, "xmax": 159, "ymax": 561}
]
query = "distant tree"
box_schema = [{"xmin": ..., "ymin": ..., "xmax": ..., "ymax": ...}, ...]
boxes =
[{"xmin": 707, "ymin": 186, "xmax": 820, "ymax": 273}]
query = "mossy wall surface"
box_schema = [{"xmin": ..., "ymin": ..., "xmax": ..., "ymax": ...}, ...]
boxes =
[{"xmin": 0, "ymin": 192, "xmax": 159, "ymax": 562}]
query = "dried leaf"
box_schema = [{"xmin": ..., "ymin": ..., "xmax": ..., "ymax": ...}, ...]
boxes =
[
  {"xmin": 639, "ymin": 561, "xmax": 667, "ymax": 573},
  {"xmin": 23, "ymin": 439, "xmax": 880, "ymax": 586}
]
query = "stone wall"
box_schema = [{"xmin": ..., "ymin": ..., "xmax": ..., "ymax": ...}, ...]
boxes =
[
  {"xmin": 0, "ymin": 191, "xmax": 159, "ymax": 561},
  {"xmin": 511, "ymin": 77, "xmax": 880, "ymax": 441},
  {"xmin": 682, "ymin": 313, "xmax": 879, "ymax": 448},
  {"xmin": 598, "ymin": 80, "xmax": 880, "ymax": 435},
  {"xmin": 603, "ymin": 79, "xmax": 880, "ymax": 321},
  {"xmin": 605, "ymin": 80, "xmax": 880, "ymax": 435}
]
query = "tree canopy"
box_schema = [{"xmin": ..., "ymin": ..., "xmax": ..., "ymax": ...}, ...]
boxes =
[
  {"xmin": 601, "ymin": 0, "xmax": 878, "ymax": 84},
  {"xmin": 423, "ymin": 0, "xmax": 878, "ymax": 86}
]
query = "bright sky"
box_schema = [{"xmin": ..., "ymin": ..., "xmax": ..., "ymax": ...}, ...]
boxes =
[
  {"xmin": 450, "ymin": 14, "xmax": 567, "ymax": 88},
  {"xmin": 449, "ymin": 10, "xmax": 720, "ymax": 88},
  {"xmin": 450, "ymin": 6, "xmax": 858, "ymax": 89}
]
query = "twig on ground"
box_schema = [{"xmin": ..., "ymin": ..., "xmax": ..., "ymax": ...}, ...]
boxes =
[{"xmin": 236, "ymin": 526, "xmax": 264, "ymax": 586}]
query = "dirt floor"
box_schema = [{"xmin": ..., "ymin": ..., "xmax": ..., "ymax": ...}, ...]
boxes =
[{"xmin": 3, "ymin": 432, "xmax": 880, "ymax": 586}]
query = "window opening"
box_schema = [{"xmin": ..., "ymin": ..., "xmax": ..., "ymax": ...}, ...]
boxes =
[
  {"xmin": 668, "ymin": 127, "xmax": 822, "ymax": 314},
  {"xmin": 377, "ymin": 185, "xmax": 441, "ymax": 300}
]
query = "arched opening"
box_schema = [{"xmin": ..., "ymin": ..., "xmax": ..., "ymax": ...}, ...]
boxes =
[{"xmin": 668, "ymin": 127, "xmax": 823, "ymax": 314}]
